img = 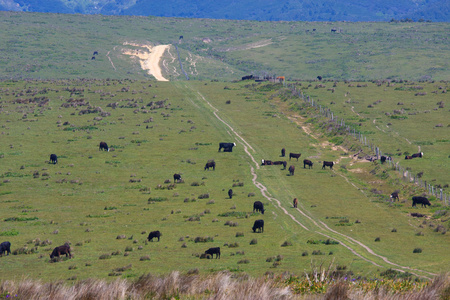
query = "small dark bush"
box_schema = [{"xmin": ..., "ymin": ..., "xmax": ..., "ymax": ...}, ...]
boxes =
[{"xmin": 413, "ymin": 248, "xmax": 422, "ymax": 253}]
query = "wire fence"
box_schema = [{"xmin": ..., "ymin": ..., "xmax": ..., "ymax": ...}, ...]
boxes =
[{"xmin": 291, "ymin": 86, "xmax": 449, "ymax": 206}]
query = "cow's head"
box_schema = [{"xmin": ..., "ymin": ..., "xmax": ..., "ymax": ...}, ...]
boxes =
[
  {"xmin": 261, "ymin": 159, "xmax": 265, "ymax": 164},
  {"xmin": 420, "ymin": 152, "xmax": 423, "ymax": 157},
  {"xmin": 233, "ymin": 143, "xmax": 236, "ymax": 147}
]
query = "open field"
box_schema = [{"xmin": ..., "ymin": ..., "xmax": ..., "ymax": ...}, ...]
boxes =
[
  {"xmin": 0, "ymin": 11, "xmax": 449, "ymax": 81},
  {"xmin": 0, "ymin": 79, "xmax": 448, "ymax": 286}
]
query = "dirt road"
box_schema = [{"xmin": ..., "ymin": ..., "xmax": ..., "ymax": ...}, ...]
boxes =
[{"xmin": 123, "ymin": 43, "xmax": 170, "ymax": 81}]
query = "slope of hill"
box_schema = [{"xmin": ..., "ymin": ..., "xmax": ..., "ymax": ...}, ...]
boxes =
[
  {"xmin": 0, "ymin": 12, "xmax": 449, "ymax": 81},
  {"xmin": 1, "ymin": 0, "xmax": 449, "ymax": 22}
]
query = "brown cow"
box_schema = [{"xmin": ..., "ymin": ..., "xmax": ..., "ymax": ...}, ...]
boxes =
[
  {"xmin": 289, "ymin": 153, "xmax": 301, "ymax": 161},
  {"xmin": 288, "ymin": 165, "xmax": 295, "ymax": 176},
  {"xmin": 293, "ymin": 198, "xmax": 298, "ymax": 208},
  {"xmin": 50, "ymin": 244, "xmax": 71, "ymax": 259}
]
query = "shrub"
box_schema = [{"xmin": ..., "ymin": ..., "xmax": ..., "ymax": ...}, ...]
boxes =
[
  {"xmin": 198, "ymin": 193, "xmax": 210, "ymax": 199},
  {"xmin": 281, "ymin": 241, "xmax": 292, "ymax": 247},
  {"xmin": 235, "ymin": 232, "xmax": 244, "ymax": 237},
  {"xmin": 250, "ymin": 239, "xmax": 257, "ymax": 245},
  {"xmin": 228, "ymin": 242, "xmax": 239, "ymax": 248},
  {"xmin": 375, "ymin": 237, "xmax": 381, "ymax": 242},
  {"xmin": 140, "ymin": 256, "xmax": 150, "ymax": 261},
  {"xmin": 99, "ymin": 254, "xmax": 111, "ymax": 259},
  {"xmin": 237, "ymin": 259, "xmax": 249, "ymax": 264},
  {"xmin": 116, "ymin": 235, "xmax": 126, "ymax": 239},
  {"xmin": 125, "ymin": 246, "xmax": 133, "ymax": 252},
  {"xmin": 302, "ymin": 251, "xmax": 308, "ymax": 256},
  {"xmin": 413, "ymin": 248, "xmax": 422, "ymax": 253},
  {"xmin": 391, "ymin": 228, "xmax": 397, "ymax": 232}
]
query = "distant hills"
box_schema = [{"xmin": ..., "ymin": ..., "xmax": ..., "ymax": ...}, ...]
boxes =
[{"xmin": 1, "ymin": 0, "xmax": 449, "ymax": 22}]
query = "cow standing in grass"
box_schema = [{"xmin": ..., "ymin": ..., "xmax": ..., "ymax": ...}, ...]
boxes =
[
  {"xmin": 253, "ymin": 201, "xmax": 265, "ymax": 214},
  {"xmin": 289, "ymin": 153, "xmax": 301, "ymax": 161},
  {"xmin": 173, "ymin": 174, "xmax": 182, "ymax": 183},
  {"xmin": 322, "ymin": 161, "xmax": 334, "ymax": 169},
  {"xmin": 204, "ymin": 247, "xmax": 220, "ymax": 259},
  {"xmin": 0, "ymin": 241, "xmax": 11, "ymax": 256},
  {"xmin": 288, "ymin": 165, "xmax": 295, "ymax": 176},
  {"xmin": 252, "ymin": 220, "xmax": 264, "ymax": 233},
  {"xmin": 281, "ymin": 148, "xmax": 285, "ymax": 157},
  {"xmin": 412, "ymin": 196, "xmax": 431, "ymax": 208},
  {"xmin": 390, "ymin": 192, "xmax": 400, "ymax": 202},
  {"xmin": 148, "ymin": 231, "xmax": 161, "ymax": 242},
  {"xmin": 50, "ymin": 244, "xmax": 71, "ymax": 259},
  {"xmin": 49, "ymin": 154, "xmax": 58, "ymax": 164},
  {"xmin": 99, "ymin": 142, "xmax": 109, "ymax": 152},
  {"xmin": 218, "ymin": 142, "xmax": 236, "ymax": 152},
  {"xmin": 293, "ymin": 198, "xmax": 298, "ymax": 208},
  {"xmin": 303, "ymin": 159, "xmax": 313, "ymax": 169},
  {"xmin": 204, "ymin": 161, "xmax": 215, "ymax": 171},
  {"xmin": 228, "ymin": 189, "xmax": 233, "ymax": 199}
]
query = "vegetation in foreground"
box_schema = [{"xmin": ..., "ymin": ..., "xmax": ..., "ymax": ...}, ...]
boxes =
[{"xmin": 0, "ymin": 270, "xmax": 448, "ymax": 299}]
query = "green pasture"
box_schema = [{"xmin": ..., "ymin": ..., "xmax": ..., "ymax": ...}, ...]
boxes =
[
  {"xmin": 0, "ymin": 79, "xmax": 448, "ymax": 282},
  {"xmin": 294, "ymin": 80, "xmax": 450, "ymax": 189},
  {"xmin": 0, "ymin": 12, "xmax": 449, "ymax": 81}
]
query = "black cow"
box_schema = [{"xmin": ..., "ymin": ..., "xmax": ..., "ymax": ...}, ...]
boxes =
[
  {"xmin": 412, "ymin": 196, "xmax": 431, "ymax": 208},
  {"xmin": 228, "ymin": 189, "xmax": 233, "ymax": 199},
  {"xmin": 293, "ymin": 198, "xmax": 298, "ymax": 208},
  {"xmin": 288, "ymin": 165, "xmax": 295, "ymax": 176},
  {"xmin": 273, "ymin": 161, "xmax": 287, "ymax": 169},
  {"xmin": 322, "ymin": 161, "xmax": 334, "ymax": 169},
  {"xmin": 405, "ymin": 155, "xmax": 413, "ymax": 160},
  {"xmin": 412, "ymin": 152, "xmax": 423, "ymax": 158},
  {"xmin": 0, "ymin": 241, "xmax": 11, "ymax": 256},
  {"xmin": 93, "ymin": 51, "xmax": 99, "ymax": 55},
  {"xmin": 289, "ymin": 153, "xmax": 301, "ymax": 161},
  {"xmin": 173, "ymin": 173, "xmax": 182, "ymax": 183},
  {"xmin": 50, "ymin": 244, "xmax": 71, "ymax": 259},
  {"xmin": 148, "ymin": 230, "xmax": 161, "ymax": 242},
  {"xmin": 390, "ymin": 192, "xmax": 400, "ymax": 202},
  {"xmin": 91, "ymin": 56, "xmax": 96, "ymax": 60},
  {"xmin": 261, "ymin": 159, "xmax": 273, "ymax": 165},
  {"xmin": 204, "ymin": 161, "xmax": 216, "ymax": 171},
  {"xmin": 205, "ymin": 247, "xmax": 220, "ymax": 259},
  {"xmin": 380, "ymin": 156, "xmax": 392, "ymax": 164},
  {"xmin": 253, "ymin": 201, "xmax": 265, "ymax": 214},
  {"xmin": 99, "ymin": 141, "xmax": 109, "ymax": 152},
  {"xmin": 303, "ymin": 159, "xmax": 313, "ymax": 169},
  {"xmin": 281, "ymin": 148, "xmax": 286, "ymax": 157},
  {"xmin": 241, "ymin": 75, "xmax": 253, "ymax": 81},
  {"xmin": 49, "ymin": 154, "xmax": 58, "ymax": 164},
  {"xmin": 252, "ymin": 219, "xmax": 264, "ymax": 233},
  {"xmin": 218, "ymin": 142, "xmax": 236, "ymax": 152},
  {"xmin": 317, "ymin": 76, "xmax": 323, "ymax": 80}
]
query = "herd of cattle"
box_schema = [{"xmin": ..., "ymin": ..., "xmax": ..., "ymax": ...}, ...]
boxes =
[{"xmin": 2, "ymin": 142, "xmax": 431, "ymax": 261}]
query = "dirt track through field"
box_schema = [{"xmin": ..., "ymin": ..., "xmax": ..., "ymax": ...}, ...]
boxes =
[
  {"xmin": 187, "ymin": 84, "xmax": 435, "ymax": 279},
  {"xmin": 123, "ymin": 43, "xmax": 169, "ymax": 81}
]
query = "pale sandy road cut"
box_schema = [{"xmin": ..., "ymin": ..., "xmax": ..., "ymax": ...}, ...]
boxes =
[
  {"xmin": 186, "ymin": 84, "xmax": 435, "ymax": 278},
  {"xmin": 123, "ymin": 43, "xmax": 170, "ymax": 81}
]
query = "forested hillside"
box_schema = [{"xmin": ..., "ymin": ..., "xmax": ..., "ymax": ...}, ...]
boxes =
[{"xmin": 1, "ymin": 0, "xmax": 449, "ymax": 22}]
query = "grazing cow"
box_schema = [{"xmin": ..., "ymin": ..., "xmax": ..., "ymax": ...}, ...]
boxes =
[
  {"xmin": 289, "ymin": 153, "xmax": 301, "ymax": 161},
  {"xmin": 205, "ymin": 247, "xmax": 220, "ymax": 259},
  {"xmin": 288, "ymin": 165, "xmax": 295, "ymax": 176},
  {"xmin": 204, "ymin": 161, "xmax": 216, "ymax": 171},
  {"xmin": 252, "ymin": 219, "xmax": 264, "ymax": 233},
  {"xmin": 390, "ymin": 192, "xmax": 400, "ymax": 201},
  {"xmin": 317, "ymin": 76, "xmax": 323, "ymax": 80},
  {"xmin": 253, "ymin": 201, "xmax": 265, "ymax": 214},
  {"xmin": 228, "ymin": 189, "xmax": 233, "ymax": 199},
  {"xmin": 322, "ymin": 161, "xmax": 334, "ymax": 169},
  {"xmin": 273, "ymin": 161, "xmax": 287, "ymax": 169},
  {"xmin": 0, "ymin": 241, "xmax": 11, "ymax": 256},
  {"xmin": 93, "ymin": 51, "xmax": 99, "ymax": 55},
  {"xmin": 412, "ymin": 196, "xmax": 431, "ymax": 208},
  {"xmin": 99, "ymin": 141, "xmax": 109, "ymax": 152},
  {"xmin": 405, "ymin": 155, "xmax": 413, "ymax": 160},
  {"xmin": 218, "ymin": 142, "xmax": 236, "ymax": 152},
  {"xmin": 91, "ymin": 56, "xmax": 96, "ymax": 60},
  {"xmin": 303, "ymin": 159, "xmax": 313, "ymax": 169},
  {"xmin": 412, "ymin": 152, "xmax": 423, "ymax": 158},
  {"xmin": 281, "ymin": 148, "xmax": 286, "ymax": 157},
  {"xmin": 173, "ymin": 173, "xmax": 182, "ymax": 183},
  {"xmin": 293, "ymin": 198, "xmax": 298, "ymax": 208},
  {"xmin": 147, "ymin": 230, "xmax": 161, "ymax": 242},
  {"xmin": 50, "ymin": 245, "xmax": 71, "ymax": 259},
  {"xmin": 380, "ymin": 156, "xmax": 392, "ymax": 164},
  {"xmin": 49, "ymin": 154, "xmax": 58, "ymax": 164},
  {"xmin": 261, "ymin": 159, "xmax": 273, "ymax": 165}
]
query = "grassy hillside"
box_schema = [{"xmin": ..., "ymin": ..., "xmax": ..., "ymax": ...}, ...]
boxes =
[
  {"xmin": 0, "ymin": 11, "xmax": 449, "ymax": 81},
  {"xmin": 0, "ymin": 79, "xmax": 448, "ymax": 284}
]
